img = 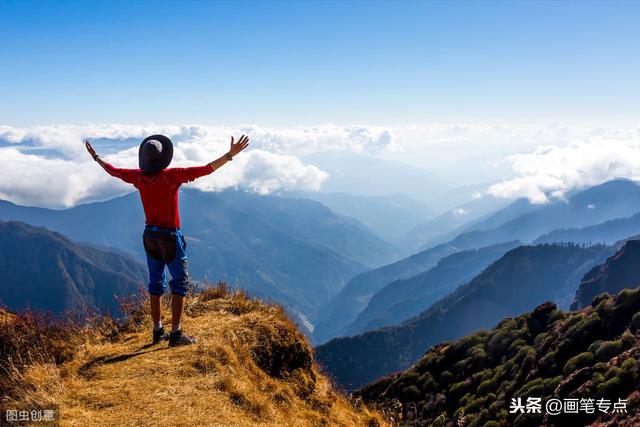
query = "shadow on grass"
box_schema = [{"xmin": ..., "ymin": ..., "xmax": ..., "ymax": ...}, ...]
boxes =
[{"xmin": 78, "ymin": 344, "xmax": 165, "ymax": 378}]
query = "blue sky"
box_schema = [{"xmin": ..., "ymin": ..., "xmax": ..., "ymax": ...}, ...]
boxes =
[{"xmin": 2, "ymin": 0, "xmax": 639, "ymax": 126}]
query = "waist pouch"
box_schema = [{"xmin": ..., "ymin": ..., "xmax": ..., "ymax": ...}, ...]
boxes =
[{"xmin": 143, "ymin": 229, "xmax": 183, "ymax": 263}]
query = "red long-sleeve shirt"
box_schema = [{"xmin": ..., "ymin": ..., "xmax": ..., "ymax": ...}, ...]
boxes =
[{"xmin": 103, "ymin": 163, "xmax": 213, "ymax": 228}]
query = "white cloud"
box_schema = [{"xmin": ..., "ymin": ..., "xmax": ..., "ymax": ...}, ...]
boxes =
[
  {"xmin": 187, "ymin": 150, "xmax": 328, "ymax": 195},
  {"xmin": 486, "ymin": 136, "xmax": 640, "ymax": 203},
  {"xmin": 0, "ymin": 147, "xmax": 130, "ymax": 208},
  {"xmin": 0, "ymin": 124, "xmax": 337, "ymax": 208},
  {"xmin": 3, "ymin": 122, "xmax": 640, "ymax": 208},
  {"xmin": 235, "ymin": 124, "xmax": 395, "ymax": 155}
]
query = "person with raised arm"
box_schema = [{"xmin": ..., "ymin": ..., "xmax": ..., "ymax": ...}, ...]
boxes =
[{"xmin": 86, "ymin": 134, "xmax": 249, "ymax": 346}]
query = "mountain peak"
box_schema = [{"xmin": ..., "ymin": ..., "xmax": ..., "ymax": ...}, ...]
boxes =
[{"xmin": 570, "ymin": 179, "xmax": 640, "ymax": 202}]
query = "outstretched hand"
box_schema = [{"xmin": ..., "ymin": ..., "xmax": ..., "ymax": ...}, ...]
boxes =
[
  {"xmin": 229, "ymin": 135, "xmax": 250, "ymax": 157},
  {"xmin": 85, "ymin": 139, "xmax": 98, "ymax": 160}
]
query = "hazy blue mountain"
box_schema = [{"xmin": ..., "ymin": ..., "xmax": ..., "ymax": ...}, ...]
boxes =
[
  {"xmin": 451, "ymin": 197, "xmax": 538, "ymax": 235},
  {"xmin": 572, "ymin": 239, "xmax": 640, "ymax": 310},
  {"xmin": 0, "ymin": 189, "xmax": 396, "ymax": 334},
  {"xmin": 343, "ymin": 241, "xmax": 521, "ymax": 335},
  {"xmin": 193, "ymin": 190, "xmax": 398, "ymax": 269},
  {"xmin": 312, "ymin": 180, "xmax": 640, "ymax": 343},
  {"xmin": 312, "ymin": 242, "xmax": 461, "ymax": 343},
  {"xmin": 534, "ymin": 211, "xmax": 640, "ymax": 245},
  {"xmin": 432, "ymin": 179, "xmax": 640, "ymax": 254},
  {"xmin": 302, "ymin": 151, "xmax": 449, "ymax": 204},
  {"xmin": 0, "ymin": 220, "xmax": 146, "ymax": 315},
  {"xmin": 315, "ymin": 243, "xmax": 614, "ymax": 390},
  {"xmin": 288, "ymin": 191, "xmax": 432, "ymax": 245},
  {"xmin": 399, "ymin": 196, "xmax": 512, "ymax": 252}
]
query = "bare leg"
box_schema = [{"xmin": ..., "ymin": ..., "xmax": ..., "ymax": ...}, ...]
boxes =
[
  {"xmin": 150, "ymin": 294, "xmax": 162, "ymax": 329},
  {"xmin": 171, "ymin": 294, "xmax": 185, "ymax": 332}
]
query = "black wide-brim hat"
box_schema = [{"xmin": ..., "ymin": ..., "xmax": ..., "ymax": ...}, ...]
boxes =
[{"xmin": 139, "ymin": 134, "xmax": 173, "ymax": 174}]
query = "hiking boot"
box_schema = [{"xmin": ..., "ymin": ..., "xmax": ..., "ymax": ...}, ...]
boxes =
[
  {"xmin": 168, "ymin": 330, "xmax": 197, "ymax": 347},
  {"xmin": 152, "ymin": 326, "xmax": 169, "ymax": 344}
]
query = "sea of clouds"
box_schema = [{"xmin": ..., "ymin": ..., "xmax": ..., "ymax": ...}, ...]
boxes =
[
  {"xmin": 1, "ymin": 123, "xmax": 639, "ymax": 208},
  {"xmin": 0, "ymin": 124, "xmax": 392, "ymax": 208}
]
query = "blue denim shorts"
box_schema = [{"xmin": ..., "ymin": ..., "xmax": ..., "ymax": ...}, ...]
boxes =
[{"xmin": 143, "ymin": 226, "xmax": 189, "ymax": 296}]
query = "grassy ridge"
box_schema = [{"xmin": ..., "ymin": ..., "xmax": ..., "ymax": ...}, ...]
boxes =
[{"xmin": 0, "ymin": 284, "xmax": 386, "ymax": 426}]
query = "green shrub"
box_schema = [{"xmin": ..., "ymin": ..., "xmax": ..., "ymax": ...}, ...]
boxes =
[
  {"xmin": 622, "ymin": 357, "xmax": 636, "ymax": 370},
  {"xmin": 516, "ymin": 378, "xmax": 543, "ymax": 397},
  {"xmin": 594, "ymin": 340, "xmax": 623, "ymax": 361},
  {"xmin": 563, "ymin": 352, "xmax": 594, "ymax": 375},
  {"xmin": 533, "ymin": 332, "xmax": 549, "ymax": 347},
  {"xmin": 403, "ymin": 385, "xmax": 421, "ymax": 401},
  {"xmin": 620, "ymin": 358, "xmax": 638, "ymax": 385},
  {"xmin": 563, "ymin": 314, "xmax": 583, "ymax": 331},
  {"xmin": 591, "ymin": 372, "xmax": 605, "ymax": 388},
  {"xmin": 538, "ymin": 350, "xmax": 557, "ymax": 374},
  {"xmin": 591, "ymin": 292, "xmax": 610, "ymax": 307},
  {"xmin": 470, "ymin": 343, "xmax": 487, "ymax": 364},
  {"xmin": 403, "ymin": 371, "xmax": 419, "ymax": 382},
  {"xmin": 615, "ymin": 287, "xmax": 640, "ymax": 307},
  {"xmin": 418, "ymin": 372, "xmax": 438, "ymax": 391},
  {"xmin": 487, "ymin": 328, "xmax": 515, "ymax": 359},
  {"xmin": 527, "ymin": 384, "xmax": 545, "ymax": 398},
  {"xmin": 588, "ymin": 340, "xmax": 603, "ymax": 354},
  {"xmin": 549, "ymin": 309, "xmax": 565, "ymax": 323},
  {"xmin": 453, "ymin": 357, "xmax": 472, "ymax": 373},
  {"xmin": 569, "ymin": 314, "xmax": 601, "ymax": 339},
  {"xmin": 604, "ymin": 366, "xmax": 622, "ymax": 380},
  {"xmin": 595, "ymin": 297, "xmax": 615, "ymax": 317},
  {"xmin": 596, "ymin": 377, "xmax": 622, "ymax": 397},
  {"xmin": 471, "ymin": 369, "xmax": 492, "ymax": 384},
  {"xmin": 464, "ymin": 397, "xmax": 482, "ymax": 413},
  {"xmin": 446, "ymin": 332, "xmax": 484, "ymax": 362},
  {"xmin": 477, "ymin": 378, "xmax": 498, "ymax": 395},
  {"xmin": 509, "ymin": 338, "xmax": 527, "ymax": 352},
  {"xmin": 543, "ymin": 376, "xmax": 563, "ymax": 392},
  {"xmin": 450, "ymin": 379, "xmax": 469, "ymax": 397},
  {"xmin": 621, "ymin": 330, "xmax": 635, "ymax": 347},
  {"xmin": 439, "ymin": 370, "xmax": 453, "ymax": 385}
]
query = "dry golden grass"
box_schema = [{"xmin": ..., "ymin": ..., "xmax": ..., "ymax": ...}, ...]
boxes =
[{"xmin": 1, "ymin": 286, "xmax": 388, "ymax": 427}]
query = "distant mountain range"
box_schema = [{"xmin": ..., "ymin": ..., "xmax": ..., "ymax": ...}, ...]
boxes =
[
  {"xmin": 446, "ymin": 179, "xmax": 640, "ymax": 249},
  {"xmin": 535, "ymin": 211, "xmax": 640, "ymax": 245},
  {"xmin": 0, "ymin": 189, "xmax": 397, "ymax": 335},
  {"xmin": 314, "ymin": 180, "xmax": 640, "ymax": 343},
  {"xmin": 342, "ymin": 241, "xmax": 521, "ymax": 336},
  {"xmin": 397, "ymin": 195, "xmax": 512, "ymax": 253},
  {"xmin": 572, "ymin": 239, "xmax": 640, "ymax": 310},
  {"xmin": 315, "ymin": 243, "xmax": 613, "ymax": 389},
  {"xmin": 312, "ymin": 242, "xmax": 461, "ymax": 343},
  {"xmin": 0, "ymin": 220, "xmax": 146, "ymax": 315}
]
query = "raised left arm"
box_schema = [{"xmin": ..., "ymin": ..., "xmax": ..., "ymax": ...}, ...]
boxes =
[{"xmin": 85, "ymin": 139, "xmax": 139, "ymax": 184}]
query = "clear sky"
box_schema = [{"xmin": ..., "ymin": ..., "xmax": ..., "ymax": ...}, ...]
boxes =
[{"xmin": 2, "ymin": 0, "xmax": 639, "ymax": 126}]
